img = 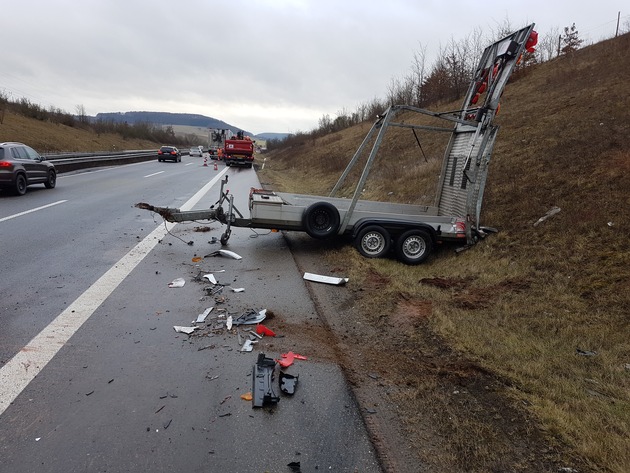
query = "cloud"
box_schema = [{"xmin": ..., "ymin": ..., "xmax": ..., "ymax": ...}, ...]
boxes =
[{"xmin": 0, "ymin": 0, "xmax": 626, "ymax": 134}]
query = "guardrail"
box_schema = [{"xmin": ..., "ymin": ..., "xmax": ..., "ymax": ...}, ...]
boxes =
[{"xmin": 44, "ymin": 150, "xmax": 162, "ymax": 173}]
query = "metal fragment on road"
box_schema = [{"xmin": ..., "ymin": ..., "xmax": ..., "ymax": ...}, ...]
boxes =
[
  {"xmin": 233, "ymin": 308, "xmax": 267, "ymax": 326},
  {"xmin": 303, "ymin": 272, "xmax": 349, "ymax": 285},
  {"xmin": 173, "ymin": 326, "xmax": 198, "ymax": 335}
]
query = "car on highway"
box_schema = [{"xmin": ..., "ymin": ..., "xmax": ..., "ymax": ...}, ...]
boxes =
[
  {"xmin": 157, "ymin": 146, "xmax": 181, "ymax": 162},
  {"xmin": 0, "ymin": 142, "xmax": 57, "ymax": 196},
  {"xmin": 189, "ymin": 147, "xmax": 202, "ymax": 157}
]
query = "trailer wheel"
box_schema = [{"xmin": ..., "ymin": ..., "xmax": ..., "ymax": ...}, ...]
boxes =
[
  {"xmin": 395, "ymin": 229, "xmax": 432, "ymax": 265},
  {"xmin": 355, "ymin": 225, "xmax": 391, "ymax": 258},
  {"xmin": 302, "ymin": 202, "xmax": 340, "ymax": 239}
]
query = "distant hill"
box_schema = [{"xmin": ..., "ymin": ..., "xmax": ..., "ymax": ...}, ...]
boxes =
[
  {"xmin": 255, "ymin": 132, "xmax": 292, "ymax": 141},
  {"xmin": 93, "ymin": 111, "xmax": 252, "ymax": 136}
]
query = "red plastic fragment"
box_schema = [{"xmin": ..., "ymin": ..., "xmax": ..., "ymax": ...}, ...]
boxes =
[
  {"xmin": 277, "ymin": 351, "xmax": 308, "ymax": 368},
  {"xmin": 256, "ymin": 324, "xmax": 276, "ymax": 337}
]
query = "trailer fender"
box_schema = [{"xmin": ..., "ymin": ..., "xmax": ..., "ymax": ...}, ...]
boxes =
[{"xmin": 302, "ymin": 202, "xmax": 340, "ymax": 239}]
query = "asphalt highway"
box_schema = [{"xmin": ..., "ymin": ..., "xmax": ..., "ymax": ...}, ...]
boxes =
[{"xmin": 0, "ymin": 156, "xmax": 381, "ymax": 472}]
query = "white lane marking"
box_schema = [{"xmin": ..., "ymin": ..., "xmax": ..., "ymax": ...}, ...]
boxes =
[
  {"xmin": 0, "ymin": 200, "xmax": 68, "ymax": 223},
  {"xmin": 144, "ymin": 171, "xmax": 165, "ymax": 178},
  {"xmin": 185, "ymin": 163, "xmax": 193, "ymax": 166},
  {"xmin": 0, "ymin": 167, "xmax": 229, "ymax": 415}
]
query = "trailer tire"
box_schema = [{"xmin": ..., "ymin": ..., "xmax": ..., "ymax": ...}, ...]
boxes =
[
  {"xmin": 302, "ymin": 202, "xmax": 340, "ymax": 239},
  {"xmin": 395, "ymin": 229, "xmax": 432, "ymax": 265},
  {"xmin": 355, "ymin": 225, "xmax": 391, "ymax": 258}
]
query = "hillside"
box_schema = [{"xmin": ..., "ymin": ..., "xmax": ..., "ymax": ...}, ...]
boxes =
[
  {"xmin": 94, "ymin": 111, "xmax": 251, "ymax": 136},
  {"xmin": 258, "ymin": 33, "xmax": 630, "ymax": 472}
]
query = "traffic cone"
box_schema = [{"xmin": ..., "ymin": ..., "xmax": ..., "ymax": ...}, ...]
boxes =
[
  {"xmin": 214, "ymin": 162, "xmax": 218, "ymax": 171},
  {"xmin": 203, "ymin": 156, "xmax": 207, "ymax": 167}
]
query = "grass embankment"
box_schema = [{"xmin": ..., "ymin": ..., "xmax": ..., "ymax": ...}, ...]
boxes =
[
  {"xmin": 0, "ymin": 112, "xmax": 159, "ymax": 152},
  {"xmin": 259, "ymin": 33, "xmax": 630, "ymax": 472}
]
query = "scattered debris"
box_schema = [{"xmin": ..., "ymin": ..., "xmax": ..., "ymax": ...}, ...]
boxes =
[
  {"xmin": 220, "ymin": 395, "xmax": 231, "ymax": 405},
  {"xmin": 229, "ymin": 287, "xmax": 245, "ymax": 293},
  {"xmin": 85, "ymin": 390, "xmax": 94, "ymax": 396},
  {"xmin": 192, "ymin": 256, "xmax": 203, "ymax": 263},
  {"xmin": 279, "ymin": 372, "xmax": 298, "ymax": 395},
  {"xmin": 197, "ymin": 344, "xmax": 216, "ymax": 351},
  {"xmin": 303, "ymin": 272, "xmax": 349, "ymax": 285},
  {"xmin": 226, "ymin": 315, "xmax": 233, "ymax": 330},
  {"xmin": 155, "ymin": 405, "xmax": 165, "ymax": 414},
  {"xmin": 256, "ymin": 324, "xmax": 276, "ymax": 337},
  {"xmin": 168, "ymin": 278, "xmax": 186, "ymax": 288},
  {"xmin": 277, "ymin": 351, "xmax": 307, "ymax": 368},
  {"xmin": 196, "ymin": 307, "xmax": 213, "ymax": 324},
  {"xmin": 163, "ymin": 419, "xmax": 172, "ymax": 429},
  {"xmin": 240, "ymin": 392, "xmax": 253, "ymax": 401},
  {"xmin": 202, "ymin": 274, "xmax": 217, "ymax": 285},
  {"xmin": 533, "ymin": 206, "xmax": 561, "ymax": 227},
  {"xmin": 252, "ymin": 353, "xmax": 280, "ymax": 408},
  {"xmin": 233, "ymin": 309, "xmax": 267, "ymax": 326},
  {"xmin": 576, "ymin": 348, "xmax": 597, "ymax": 356},
  {"xmin": 194, "ymin": 226, "xmax": 211, "ymax": 232},
  {"xmin": 205, "ymin": 249, "xmax": 243, "ymax": 260},
  {"xmin": 173, "ymin": 326, "xmax": 198, "ymax": 335}
]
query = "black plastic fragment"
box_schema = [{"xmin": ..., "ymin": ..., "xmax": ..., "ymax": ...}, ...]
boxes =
[
  {"xmin": 279, "ymin": 372, "xmax": 299, "ymax": 395},
  {"xmin": 287, "ymin": 461, "xmax": 301, "ymax": 472},
  {"xmin": 252, "ymin": 353, "xmax": 279, "ymax": 408}
]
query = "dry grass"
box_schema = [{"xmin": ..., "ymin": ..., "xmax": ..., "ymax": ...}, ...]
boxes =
[
  {"xmin": 0, "ymin": 112, "xmax": 158, "ymax": 152},
  {"xmin": 260, "ymin": 33, "xmax": 630, "ymax": 472}
]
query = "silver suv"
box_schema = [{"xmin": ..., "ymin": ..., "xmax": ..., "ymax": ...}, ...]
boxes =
[{"xmin": 0, "ymin": 142, "xmax": 57, "ymax": 196}]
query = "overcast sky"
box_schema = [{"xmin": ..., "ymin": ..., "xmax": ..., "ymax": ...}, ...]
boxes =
[{"xmin": 1, "ymin": 1, "xmax": 627, "ymax": 135}]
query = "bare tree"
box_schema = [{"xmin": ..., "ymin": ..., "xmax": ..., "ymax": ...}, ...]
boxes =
[
  {"xmin": 410, "ymin": 43, "xmax": 427, "ymax": 107},
  {"xmin": 538, "ymin": 26, "xmax": 561, "ymax": 61}
]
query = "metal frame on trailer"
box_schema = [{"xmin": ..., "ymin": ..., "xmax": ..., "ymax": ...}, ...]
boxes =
[{"xmin": 136, "ymin": 24, "xmax": 536, "ymax": 264}]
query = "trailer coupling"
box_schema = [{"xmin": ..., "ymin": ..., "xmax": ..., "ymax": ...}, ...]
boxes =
[{"xmin": 134, "ymin": 202, "xmax": 228, "ymax": 224}]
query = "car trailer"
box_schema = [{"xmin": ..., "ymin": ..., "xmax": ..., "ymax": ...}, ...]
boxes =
[{"xmin": 136, "ymin": 24, "xmax": 537, "ymax": 265}]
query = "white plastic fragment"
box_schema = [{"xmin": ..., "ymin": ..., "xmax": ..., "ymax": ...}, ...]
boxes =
[
  {"xmin": 226, "ymin": 315, "xmax": 233, "ymax": 330},
  {"xmin": 230, "ymin": 287, "xmax": 245, "ymax": 293},
  {"xmin": 303, "ymin": 272, "xmax": 349, "ymax": 286},
  {"xmin": 196, "ymin": 307, "xmax": 213, "ymax": 324},
  {"xmin": 202, "ymin": 274, "xmax": 217, "ymax": 285},
  {"xmin": 168, "ymin": 278, "xmax": 186, "ymax": 288},
  {"xmin": 206, "ymin": 249, "xmax": 242, "ymax": 260},
  {"xmin": 219, "ymin": 250, "xmax": 242, "ymax": 260},
  {"xmin": 533, "ymin": 206, "xmax": 561, "ymax": 227},
  {"xmin": 173, "ymin": 326, "xmax": 198, "ymax": 335},
  {"xmin": 240, "ymin": 339, "xmax": 255, "ymax": 352}
]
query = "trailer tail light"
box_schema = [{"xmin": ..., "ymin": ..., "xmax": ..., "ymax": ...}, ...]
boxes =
[{"xmin": 455, "ymin": 219, "xmax": 467, "ymax": 238}]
